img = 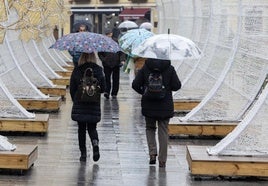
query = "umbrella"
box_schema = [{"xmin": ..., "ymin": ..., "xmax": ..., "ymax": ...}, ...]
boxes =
[
  {"xmin": 131, "ymin": 34, "xmax": 202, "ymax": 60},
  {"xmin": 118, "ymin": 28, "xmax": 154, "ymax": 56},
  {"xmin": 139, "ymin": 22, "xmax": 153, "ymax": 30},
  {"xmin": 49, "ymin": 32, "xmax": 120, "ymax": 53},
  {"xmin": 118, "ymin": 20, "xmax": 138, "ymax": 29}
]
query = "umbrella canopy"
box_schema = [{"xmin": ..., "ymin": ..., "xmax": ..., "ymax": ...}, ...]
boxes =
[
  {"xmin": 118, "ymin": 28, "xmax": 154, "ymax": 56},
  {"xmin": 50, "ymin": 32, "xmax": 120, "ymax": 53},
  {"xmin": 131, "ymin": 34, "xmax": 202, "ymax": 60},
  {"xmin": 118, "ymin": 20, "xmax": 138, "ymax": 29},
  {"xmin": 139, "ymin": 22, "xmax": 153, "ymax": 30}
]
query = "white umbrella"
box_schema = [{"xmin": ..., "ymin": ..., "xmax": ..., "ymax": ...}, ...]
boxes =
[
  {"xmin": 118, "ymin": 20, "xmax": 138, "ymax": 29},
  {"xmin": 139, "ymin": 22, "xmax": 153, "ymax": 30},
  {"xmin": 131, "ymin": 34, "xmax": 202, "ymax": 60}
]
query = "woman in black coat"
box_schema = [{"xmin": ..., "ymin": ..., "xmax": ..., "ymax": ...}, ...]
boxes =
[
  {"xmin": 132, "ymin": 58, "xmax": 181, "ymax": 167},
  {"xmin": 70, "ymin": 52, "xmax": 106, "ymax": 162}
]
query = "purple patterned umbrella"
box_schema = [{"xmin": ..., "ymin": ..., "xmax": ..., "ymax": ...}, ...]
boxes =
[{"xmin": 49, "ymin": 32, "xmax": 120, "ymax": 53}]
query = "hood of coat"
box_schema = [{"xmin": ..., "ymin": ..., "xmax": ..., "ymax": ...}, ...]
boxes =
[{"xmin": 144, "ymin": 58, "xmax": 171, "ymax": 72}]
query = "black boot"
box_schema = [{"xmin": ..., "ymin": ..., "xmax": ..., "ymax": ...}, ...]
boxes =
[
  {"xmin": 92, "ymin": 140, "xmax": 100, "ymax": 162},
  {"xmin": 149, "ymin": 154, "xmax": 157, "ymax": 164},
  {"xmin": 80, "ymin": 151, "xmax": 87, "ymax": 162}
]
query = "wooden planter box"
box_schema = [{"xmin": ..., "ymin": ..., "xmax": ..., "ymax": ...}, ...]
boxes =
[{"xmin": 0, "ymin": 144, "xmax": 38, "ymax": 172}]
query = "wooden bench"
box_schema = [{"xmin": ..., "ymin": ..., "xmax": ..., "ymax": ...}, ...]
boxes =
[
  {"xmin": 65, "ymin": 62, "xmax": 73, "ymax": 66},
  {"xmin": 50, "ymin": 77, "xmax": 70, "ymax": 86},
  {"xmin": 173, "ymin": 99, "xmax": 200, "ymax": 112},
  {"xmin": 55, "ymin": 70, "xmax": 72, "ymax": 78},
  {"xmin": 38, "ymin": 85, "xmax": 66, "ymax": 98},
  {"xmin": 0, "ymin": 144, "xmax": 38, "ymax": 173},
  {"xmin": 63, "ymin": 65, "xmax": 74, "ymax": 72},
  {"xmin": 0, "ymin": 114, "xmax": 49, "ymax": 133},
  {"xmin": 186, "ymin": 145, "xmax": 268, "ymax": 177},
  {"xmin": 17, "ymin": 97, "xmax": 61, "ymax": 112},
  {"xmin": 169, "ymin": 117, "xmax": 238, "ymax": 137}
]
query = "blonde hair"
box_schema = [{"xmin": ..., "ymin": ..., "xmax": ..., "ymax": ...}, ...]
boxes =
[{"xmin": 78, "ymin": 52, "xmax": 97, "ymax": 66}]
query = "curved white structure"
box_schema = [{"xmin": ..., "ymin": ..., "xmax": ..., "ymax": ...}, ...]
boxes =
[
  {"xmin": 46, "ymin": 36, "xmax": 72, "ymax": 62},
  {"xmin": 208, "ymin": 84, "xmax": 268, "ymax": 156},
  {"xmin": 6, "ymin": 9, "xmax": 55, "ymax": 87},
  {"xmin": 33, "ymin": 39, "xmax": 67, "ymax": 72},
  {"xmin": 0, "ymin": 79, "xmax": 35, "ymax": 118},
  {"xmin": 23, "ymin": 39, "xmax": 62, "ymax": 79},
  {"xmin": 158, "ymin": 0, "xmax": 268, "ymax": 122},
  {"xmin": 41, "ymin": 37, "xmax": 71, "ymax": 67},
  {"xmin": 6, "ymin": 29, "xmax": 55, "ymax": 88},
  {"xmin": 0, "ymin": 37, "xmax": 48, "ymax": 99},
  {"xmin": 157, "ymin": 0, "xmax": 268, "ymax": 157}
]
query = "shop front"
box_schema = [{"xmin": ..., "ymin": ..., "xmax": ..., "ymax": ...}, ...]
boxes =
[{"xmin": 70, "ymin": 7, "xmax": 122, "ymax": 34}]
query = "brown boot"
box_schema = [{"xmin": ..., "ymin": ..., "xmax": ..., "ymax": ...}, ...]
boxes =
[{"xmin": 159, "ymin": 161, "xmax": 166, "ymax": 168}]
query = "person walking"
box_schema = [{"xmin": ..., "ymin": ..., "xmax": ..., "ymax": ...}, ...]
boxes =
[
  {"xmin": 132, "ymin": 58, "xmax": 181, "ymax": 168},
  {"xmin": 98, "ymin": 29, "xmax": 125, "ymax": 99},
  {"xmin": 70, "ymin": 52, "xmax": 106, "ymax": 162},
  {"xmin": 69, "ymin": 24, "xmax": 87, "ymax": 68}
]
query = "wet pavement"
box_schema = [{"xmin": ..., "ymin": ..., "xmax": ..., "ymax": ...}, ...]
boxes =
[{"xmin": 0, "ymin": 72, "xmax": 266, "ymax": 185}]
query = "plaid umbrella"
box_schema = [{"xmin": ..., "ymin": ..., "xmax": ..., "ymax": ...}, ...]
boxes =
[
  {"xmin": 118, "ymin": 28, "xmax": 154, "ymax": 57},
  {"xmin": 49, "ymin": 32, "xmax": 120, "ymax": 53}
]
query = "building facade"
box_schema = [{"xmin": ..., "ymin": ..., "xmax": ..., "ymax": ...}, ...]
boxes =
[{"xmin": 63, "ymin": 0, "xmax": 157, "ymax": 35}]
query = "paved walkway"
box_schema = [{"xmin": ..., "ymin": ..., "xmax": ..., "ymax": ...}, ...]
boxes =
[{"xmin": 0, "ymin": 72, "xmax": 265, "ymax": 185}]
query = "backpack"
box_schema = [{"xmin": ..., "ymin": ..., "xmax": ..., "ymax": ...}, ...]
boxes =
[
  {"xmin": 75, "ymin": 68, "xmax": 101, "ymax": 103},
  {"xmin": 143, "ymin": 68, "xmax": 166, "ymax": 100}
]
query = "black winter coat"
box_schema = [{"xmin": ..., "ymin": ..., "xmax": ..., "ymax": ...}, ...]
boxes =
[
  {"xmin": 132, "ymin": 58, "xmax": 181, "ymax": 119},
  {"xmin": 70, "ymin": 62, "xmax": 106, "ymax": 123},
  {"xmin": 98, "ymin": 51, "xmax": 125, "ymax": 68}
]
